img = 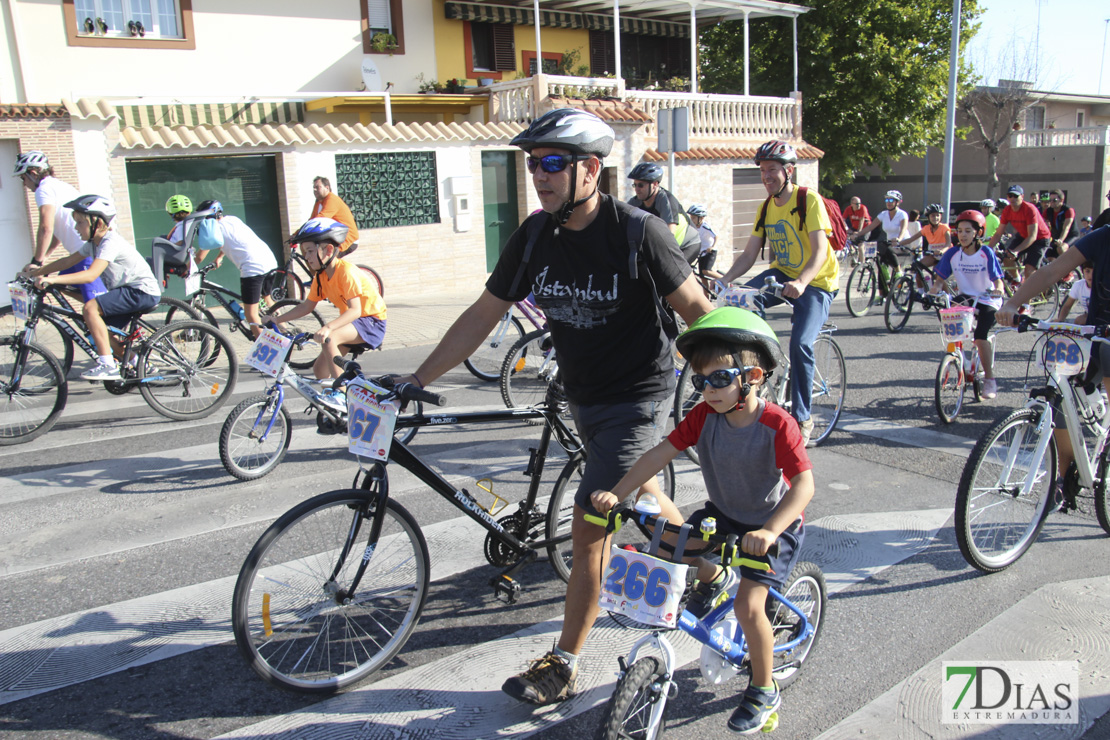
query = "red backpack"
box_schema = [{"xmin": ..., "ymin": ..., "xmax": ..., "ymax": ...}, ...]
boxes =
[{"xmin": 755, "ymin": 186, "xmax": 849, "ymax": 251}]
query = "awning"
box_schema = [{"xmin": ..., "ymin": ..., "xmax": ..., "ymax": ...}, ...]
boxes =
[
  {"xmin": 443, "ymin": 2, "xmax": 684, "ymax": 36},
  {"xmin": 115, "ymin": 101, "xmax": 304, "ymax": 129},
  {"xmin": 582, "ymin": 13, "xmax": 689, "ymax": 39}
]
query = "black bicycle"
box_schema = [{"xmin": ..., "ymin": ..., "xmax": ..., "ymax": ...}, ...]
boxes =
[
  {"xmin": 2, "ymin": 277, "xmax": 237, "ymax": 444},
  {"xmin": 162, "ymin": 261, "xmax": 324, "ymax": 370},
  {"xmin": 232, "ymin": 367, "xmax": 674, "ymax": 694},
  {"xmin": 883, "ymin": 245, "xmax": 951, "ymax": 332}
]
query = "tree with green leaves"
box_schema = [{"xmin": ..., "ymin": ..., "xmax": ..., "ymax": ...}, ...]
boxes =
[{"xmin": 699, "ymin": 0, "xmax": 982, "ymax": 190}]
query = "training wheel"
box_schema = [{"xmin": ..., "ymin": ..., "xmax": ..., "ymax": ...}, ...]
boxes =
[{"xmin": 761, "ymin": 711, "xmax": 779, "ymax": 733}]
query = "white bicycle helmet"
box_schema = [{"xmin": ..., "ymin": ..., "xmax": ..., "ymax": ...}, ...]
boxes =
[
  {"xmin": 885, "ymin": 190, "xmax": 903, "ymax": 202},
  {"xmin": 980, "ymin": 198, "xmax": 995, "ymax": 209},
  {"xmin": 13, "ymin": 151, "xmax": 49, "ymax": 176},
  {"xmin": 64, "ymin": 194, "xmax": 117, "ymax": 224}
]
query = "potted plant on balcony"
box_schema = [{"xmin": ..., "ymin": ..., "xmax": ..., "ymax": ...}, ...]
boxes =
[
  {"xmin": 445, "ymin": 78, "xmax": 467, "ymax": 94},
  {"xmin": 370, "ymin": 32, "xmax": 399, "ymax": 54}
]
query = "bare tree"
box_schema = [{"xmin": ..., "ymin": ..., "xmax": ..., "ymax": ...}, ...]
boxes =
[{"xmin": 960, "ymin": 43, "xmax": 1053, "ymax": 199}]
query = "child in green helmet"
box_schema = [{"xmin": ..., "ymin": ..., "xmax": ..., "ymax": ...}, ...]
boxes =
[{"xmin": 591, "ymin": 306, "xmax": 814, "ymax": 735}]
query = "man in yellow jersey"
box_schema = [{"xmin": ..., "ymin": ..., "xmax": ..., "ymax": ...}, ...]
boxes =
[{"xmin": 716, "ymin": 140, "xmax": 838, "ymax": 447}]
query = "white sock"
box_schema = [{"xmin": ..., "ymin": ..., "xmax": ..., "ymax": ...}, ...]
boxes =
[
  {"xmin": 98, "ymin": 355, "xmax": 115, "ymax": 366},
  {"xmin": 553, "ymin": 646, "xmax": 577, "ymax": 672}
]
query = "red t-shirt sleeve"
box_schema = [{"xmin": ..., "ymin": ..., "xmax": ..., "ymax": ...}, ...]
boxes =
[
  {"xmin": 762, "ymin": 404, "xmax": 813, "ymax": 480},
  {"xmin": 667, "ymin": 402, "xmax": 710, "ymax": 451}
]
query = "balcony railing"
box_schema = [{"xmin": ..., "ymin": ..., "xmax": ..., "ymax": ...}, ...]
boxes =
[
  {"xmin": 486, "ymin": 74, "xmax": 802, "ymax": 143},
  {"xmin": 1011, "ymin": 126, "xmax": 1110, "ymax": 148}
]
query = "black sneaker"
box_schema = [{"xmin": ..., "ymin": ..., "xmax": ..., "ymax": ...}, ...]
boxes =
[
  {"xmin": 501, "ymin": 650, "xmax": 577, "ymax": 705},
  {"xmin": 686, "ymin": 567, "xmax": 738, "ymax": 619},
  {"xmin": 728, "ymin": 681, "xmax": 781, "ymax": 734}
]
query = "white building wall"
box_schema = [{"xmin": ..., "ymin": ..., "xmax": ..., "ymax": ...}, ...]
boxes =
[{"xmin": 5, "ymin": 0, "xmax": 437, "ymax": 102}]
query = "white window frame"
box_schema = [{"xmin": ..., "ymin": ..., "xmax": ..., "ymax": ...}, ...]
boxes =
[{"xmin": 74, "ymin": 0, "xmax": 183, "ymax": 40}]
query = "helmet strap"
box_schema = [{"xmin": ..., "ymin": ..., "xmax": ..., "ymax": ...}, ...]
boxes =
[
  {"xmin": 772, "ymin": 166, "xmax": 792, "ymax": 200},
  {"xmin": 555, "ymin": 158, "xmax": 598, "ymax": 226}
]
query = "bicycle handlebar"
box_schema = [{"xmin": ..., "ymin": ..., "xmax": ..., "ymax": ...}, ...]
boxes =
[
  {"xmin": 1016, "ymin": 317, "xmax": 1110, "ymax": 339},
  {"xmin": 584, "ymin": 500, "xmax": 779, "ymax": 571},
  {"xmin": 328, "ymin": 356, "xmax": 447, "ymax": 406}
]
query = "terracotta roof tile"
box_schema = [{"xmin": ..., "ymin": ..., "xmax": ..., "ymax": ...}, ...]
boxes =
[
  {"xmin": 549, "ymin": 96, "xmax": 653, "ymax": 123},
  {"xmin": 0, "ymin": 104, "xmax": 67, "ymax": 119},
  {"xmin": 642, "ymin": 143, "xmax": 824, "ymax": 162}
]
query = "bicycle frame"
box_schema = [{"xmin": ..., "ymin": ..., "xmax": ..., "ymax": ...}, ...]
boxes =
[{"xmin": 23, "ymin": 286, "xmax": 143, "ymax": 362}]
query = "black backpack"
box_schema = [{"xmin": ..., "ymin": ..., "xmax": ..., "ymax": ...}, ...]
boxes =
[{"xmin": 507, "ymin": 199, "xmax": 678, "ymax": 337}]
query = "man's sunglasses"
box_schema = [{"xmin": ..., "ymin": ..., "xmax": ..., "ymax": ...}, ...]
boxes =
[
  {"xmin": 689, "ymin": 367, "xmax": 754, "ymax": 392},
  {"xmin": 526, "ymin": 154, "xmax": 588, "ymax": 174}
]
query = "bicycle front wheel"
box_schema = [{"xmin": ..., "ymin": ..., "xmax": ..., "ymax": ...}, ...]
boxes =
[
  {"xmin": 769, "ymin": 562, "xmax": 826, "ymax": 689},
  {"xmin": 500, "ymin": 329, "xmax": 558, "ymax": 410},
  {"xmin": 934, "ymin": 353, "xmax": 965, "ymax": 423},
  {"xmin": 1, "ymin": 307, "xmax": 75, "ymax": 377},
  {"xmin": 808, "ymin": 335, "xmax": 846, "ymax": 446},
  {"xmin": 955, "ymin": 408, "xmax": 1055, "ymax": 573},
  {"xmin": 220, "ymin": 395, "xmax": 293, "ymax": 480},
  {"xmin": 138, "ymin": 320, "xmax": 238, "ymax": 420},
  {"xmin": 264, "ymin": 299, "xmax": 324, "ymax": 370},
  {"xmin": 464, "ymin": 313, "xmax": 524, "ymax": 382},
  {"xmin": 597, "ymin": 656, "xmax": 668, "ymax": 740},
  {"xmin": 545, "ymin": 456, "xmax": 675, "ymax": 583},
  {"xmin": 845, "ymin": 263, "xmax": 877, "ymax": 317},
  {"xmin": 0, "ymin": 338, "xmax": 68, "ymax": 445},
  {"xmin": 883, "ymin": 275, "xmax": 915, "ymax": 332},
  {"xmin": 232, "ymin": 491, "xmax": 430, "ymax": 693},
  {"xmin": 673, "ymin": 361, "xmax": 701, "ymax": 465},
  {"xmin": 1024, "ymin": 282, "xmax": 1061, "ymax": 321}
]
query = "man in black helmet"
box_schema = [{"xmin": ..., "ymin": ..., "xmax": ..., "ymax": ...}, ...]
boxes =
[
  {"xmin": 627, "ymin": 162, "xmax": 702, "ymax": 265},
  {"xmin": 400, "ymin": 108, "xmax": 712, "ymax": 706}
]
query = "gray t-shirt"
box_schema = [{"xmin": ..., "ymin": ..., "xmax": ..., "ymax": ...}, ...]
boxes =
[
  {"xmin": 667, "ymin": 398, "xmax": 811, "ymax": 525},
  {"xmin": 81, "ymin": 231, "xmax": 161, "ymax": 297}
]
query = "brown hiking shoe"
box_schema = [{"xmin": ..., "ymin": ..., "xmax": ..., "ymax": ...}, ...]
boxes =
[{"xmin": 501, "ymin": 651, "xmax": 577, "ymax": 705}]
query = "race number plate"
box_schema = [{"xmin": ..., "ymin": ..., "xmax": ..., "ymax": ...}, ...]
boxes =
[
  {"xmin": 1038, "ymin": 332, "xmax": 1091, "ymax": 377},
  {"xmin": 347, "ymin": 377, "xmax": 400, "ymax": 462},
  {"xmin": 8, "ymin": 283, "xmax": 31, "ymax": 321},
  {"xmin": 245, "ymin": 328, "xmax": 292, "ymax": 378},
  {"xmin": 598, "ymin": 545, "xmax": 689, "ymax": 629},
  {"xmin": 718, "ymin": 286, "xmax": 761, "ymax": 311}
]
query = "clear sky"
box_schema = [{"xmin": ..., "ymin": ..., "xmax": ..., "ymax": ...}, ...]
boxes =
[{"xmin": 964, "ymin": 0, "xmax": 1110, "ymax": 95}]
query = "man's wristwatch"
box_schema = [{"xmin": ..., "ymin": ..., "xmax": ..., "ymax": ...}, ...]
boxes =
[{"xmin": 30, "ymin": 258, "xmax": 43, "ymax": 266}]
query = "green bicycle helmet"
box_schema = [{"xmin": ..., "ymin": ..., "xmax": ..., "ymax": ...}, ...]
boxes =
[
  {"xmin": 676, "ymin": 306, "xmax": 786, "ymax": 372},
  {"xmin": 165, "ymin": 194, "xmax": 193, "ymax": 215}
]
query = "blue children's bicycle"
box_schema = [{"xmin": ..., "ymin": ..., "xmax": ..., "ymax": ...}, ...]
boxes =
[{"xmin": 588, "ymin": 501, "xmax": 826, "ymax": 738}]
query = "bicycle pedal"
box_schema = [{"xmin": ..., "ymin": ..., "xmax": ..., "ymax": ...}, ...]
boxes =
[{"xmin": 491, "ymin": 574, "xmax": 522, "ymax": 604}]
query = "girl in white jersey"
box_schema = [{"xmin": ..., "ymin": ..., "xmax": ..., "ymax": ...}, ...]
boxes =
[{"xmin": 930, "ymin": 210, "xmax": 1006, "ymax": 399}]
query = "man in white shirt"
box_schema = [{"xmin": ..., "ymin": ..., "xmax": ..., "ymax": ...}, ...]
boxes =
[
  {"xmin": 194, "ymin": 199, "xmax": 278, "ymax": 337},
  {"xmin": 14, "ymin": 150, "xmax": 107, "ymax": 302}
]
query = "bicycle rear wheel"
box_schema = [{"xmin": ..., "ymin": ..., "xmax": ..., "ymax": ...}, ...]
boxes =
[
  {"xmin": 220, "ymin": 394, "xmax": 293, "ymax": 480},
  {"xmin": 597, "ymin": 656, "xmax": 668, "ymax": 740},
  {"xmin": 845, "ymin": 263, "xmax": 877, "ymax": 317},
  {"xmin": 138, "ymin": 319, "xmax": 238, "ymax": 420},
  {"xmin": 464, "ymin": 313, "xmax": 524, "ymax": 382},
  {"xmin": 955, "ymin": 407, "xmax": 1055, "ymax": 572},
  {"xmin": 545, "ymin": 456, "xmax": 675, "ymax": 584},
  {"xmin": 0, "ymin": 338, "xmax": 68, "ymax": 445},
  {"xmin": 356, "ymin": 265, "xmax": 385, "ymax": 297},
  {"xmin": 807, "ymin": 335, "xmax": 846, "ymax": 446},
  {"xmin": 934, "ymin": 353, "xmax": 965, "ymax": 423},
  {"xmin": 264, "ymin": 299, "xmax": 324, "ymax": 370},
  {"xmin": 500, "ymin": 329, "xmax": 558, "ymax": 410},
  {"xmin": 883, "ymin": 275, "xmax": 915, "ymax": 332},
  {"xmin": 673, "ymin": 361, "xmax": 701, "ymax": 465},
  {"xmin": 232, "ymin": 490, "xmax": 429, "ymax": 694},
  {"xmin": 769, "ymin": 562, "xmax": 826, "ymax": 689}
]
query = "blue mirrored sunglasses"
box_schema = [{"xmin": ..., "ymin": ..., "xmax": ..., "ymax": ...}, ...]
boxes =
[
  {"xmin": 526, "ymin": 154, "xmax": 587, "ymax": 174},
  {"xmin": 690, "ymin": 367, "xmax": 754, "ymax": 392}
]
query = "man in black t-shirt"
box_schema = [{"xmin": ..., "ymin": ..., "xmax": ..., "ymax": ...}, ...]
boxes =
[
  {"xmin": 400, "ymin": 109, "xmax": 711, "ymax": 706},
  {"xmin": 627, "ymin": 161, "xmax": 703, "ymax": 265}
]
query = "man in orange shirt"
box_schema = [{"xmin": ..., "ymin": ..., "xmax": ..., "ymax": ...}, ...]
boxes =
[{"xmin": 309, "ymin": 176, "xmax": 359, "ymax": 254}]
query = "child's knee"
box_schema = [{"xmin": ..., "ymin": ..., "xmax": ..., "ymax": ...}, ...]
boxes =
[{"xmin": 733, "ymin": 582, "xmax": 769, "ymax": 624}]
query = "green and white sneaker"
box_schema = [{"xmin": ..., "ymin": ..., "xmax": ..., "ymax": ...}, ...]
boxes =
[{"xmin": 728, "ymin": 681, "xmax": 781, "ymax": 734}]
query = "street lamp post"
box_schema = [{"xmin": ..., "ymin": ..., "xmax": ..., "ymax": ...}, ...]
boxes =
[{"xmin": 1100, "ymin": 19, "xmax": 1109, "ymax": 95}]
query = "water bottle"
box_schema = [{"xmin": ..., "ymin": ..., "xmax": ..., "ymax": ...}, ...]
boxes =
[{"xmin": 229, "ymin": 300, "xmax": 246, "ymax": 322}]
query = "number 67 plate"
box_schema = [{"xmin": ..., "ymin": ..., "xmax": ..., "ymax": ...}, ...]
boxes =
[{"xmin": 347, "ymin": 377, "xmax": 400, "ymax": 461}]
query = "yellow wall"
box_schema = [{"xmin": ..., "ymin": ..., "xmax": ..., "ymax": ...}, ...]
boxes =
[{"xmin": 431, "ymin": 0, "xmax": 589, "ymax": 85}]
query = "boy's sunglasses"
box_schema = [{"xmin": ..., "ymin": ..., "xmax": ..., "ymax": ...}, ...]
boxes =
[
  {"xmin": 526, "ymin": 154, "xmax": 588, "ymax": 174},
  {"xmin": 690, "ymin": 367, "xmax": 754, "ymax": 392}
]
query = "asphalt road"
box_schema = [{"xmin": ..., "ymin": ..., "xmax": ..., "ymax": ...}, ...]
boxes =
[{"xmin": 2, "ymin": 281, "xmax": 1109, "ymax": 740}]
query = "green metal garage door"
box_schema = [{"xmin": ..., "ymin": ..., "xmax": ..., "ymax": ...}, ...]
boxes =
[{"xmin": 126, "ymin": 155, "xmax": 282, "ymax": 301}]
